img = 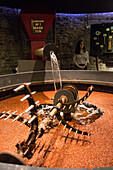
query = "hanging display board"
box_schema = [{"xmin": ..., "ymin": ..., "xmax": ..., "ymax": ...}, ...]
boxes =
[{"xmin": 90, "ymin": 23, "xmax": 113, "ymax": 56}]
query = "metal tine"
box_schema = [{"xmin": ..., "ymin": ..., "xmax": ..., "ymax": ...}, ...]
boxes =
[
  {"xmin": 75, "ymin": 103, "xmax": 77, "ymax": 107},
  {"xmin": 14, "ymin": 83, "xmax": 31, "ymax": 92},
  {"xmin": 20, "ymin": 94, "xmax": 30, "ymax": 102},
  {"xmin": 63, "ymin": 105, "xmax": 66, "ymax": 110},
  {"xmin": 20, "ymin": 118, "xmax": 29, "ymax": 126},
  {"xmin": 69, "ymin": 105, "xmax": 72, "ymax": 109},
  {"xmin": 28, "ymin": 115, "xmax": 37, "ymax": 124},
  {"xmin": 5, "ymin": 111, "xmax": 17, "ymax": 120},
  {"xmin": 28, "ymin": 128, "xmax": 31, "ymax": 131},
  {"xmin": 24, "ymin": 82, "xmax": 31, "ymax": 86},
  {"xmin": 81, "ymin": 131, "xmax": 84, "ymax": 138},
  {"xmin": 31, "ymin": 91, "xmax": 36, "ymax": 95},
  {"xmin": 35, "ymin": 101, "xmax": 40, "ymax": 105},
  {"xmin": 0, "ymin": 114, "xmax": 6, "ymax": 119},
  {"xmin": 12, "ymin": 112, "xmax": 25, "ymax": 122},
  {"xmin": 1, "ymin": 111, "xmax": 5, "ymax": 113},
  {"xmin": 79, "ymin": 100, "xmax": 83, "ymax": 104},
  {"xmin": 58, "ymin": 120, "xmax": 62, "ymax": 126},
  {"xmin": 14, "ymin": 85, "xmax": 24, "ymax": 92},
  {"xmin": 7, "ymin": 110, "xmax": 11, "ymax": 113},
  {"xmin": 20, "ymin": 91, "xmax": 36, "ymax": 102},
  {"xmin": 63, "ymin": 121, "xmax": 68, "ymax": 130},
  {"xmin": 81, "ymin": 129, "xmax": 87, "ymax": 145},
  {"xmin": 23, "ymin": 148, "xmax": 29, "ymax": 156},
  {"xmin": 88, "ymin": 129, "xmax": 91, "ymax": 139},
  {"xmin": 63, "ymin": 124, "xmax": 67, "ymax": 130},
  {"xmin": 69, "ymin": 125, "xmax": 73, "ymax": 134},
  {"xmin": 20, "ymin": 114, "xmax": 32, "ymax": 126},
  {"xmin": 84, "ymin": 96, "xmax": 86, "ymax": 101},
  {"xmin": 0, "ymin": 110, "xmax": 11, "ymax": 119},
  {"xmin": 75, "ymin": 127, "xmax": 79, "ymax": 136},
  {"xmin": 0, "ymin": 111, "xmax": 6, "ymax": 119},
  {"xmin": 25, "ymin": 105, "xmax": 34, "ymax": 113}
]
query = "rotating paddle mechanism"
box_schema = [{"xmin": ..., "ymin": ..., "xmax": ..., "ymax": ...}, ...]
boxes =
[
  {"xmin": 49, "ymin": 84, "xmax": 100, "ymax": 136},
  {"xmin": 51, "ymin": 84, "xmax": 79, "ymax": 117},
  {"xmin": 0, "ymin": 83, "xmax": 103, "ymax": 161}
]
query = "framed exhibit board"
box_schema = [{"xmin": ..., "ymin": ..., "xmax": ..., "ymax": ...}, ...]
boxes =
[{"xmin": 90, "ymin": 23, "xmax": 113, "ymax": 56}]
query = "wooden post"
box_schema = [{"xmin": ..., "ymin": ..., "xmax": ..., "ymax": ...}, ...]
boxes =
[{"xmin": 96, "ymin": 56, "xmax": 99, "ymax": 71}]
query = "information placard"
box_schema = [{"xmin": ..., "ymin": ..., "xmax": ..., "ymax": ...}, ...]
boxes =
[{"xmin": 31, "ymin": 19, "xmax": 44, "ymax": 34}]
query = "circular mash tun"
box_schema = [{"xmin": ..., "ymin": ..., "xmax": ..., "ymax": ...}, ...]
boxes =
[{"xmin": 0, "ymin": 43, "xmax": 111, "ymax": 170}]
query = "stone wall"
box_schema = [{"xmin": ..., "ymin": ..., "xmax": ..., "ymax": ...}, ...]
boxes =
[
  {"xmin": 53, "ymin": 13, "xmax": 113, "ymax": 71},
  {"xmin": 0, "ymin": 6, "xmax": 29, "ymax": 75},
  {"xmin": 0, "ymin": 6, "xmax": 113, "ymax": 75}
]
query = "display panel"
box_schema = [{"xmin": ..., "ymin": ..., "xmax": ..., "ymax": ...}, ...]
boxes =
[{"xmin": 90, "ymin": 23, "xmax": 113, "ymax": 56}]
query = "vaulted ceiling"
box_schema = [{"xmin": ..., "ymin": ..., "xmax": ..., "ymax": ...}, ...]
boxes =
[{"xmin": 0, "ymin": 0, "xmax": 113, "ymax": 13}]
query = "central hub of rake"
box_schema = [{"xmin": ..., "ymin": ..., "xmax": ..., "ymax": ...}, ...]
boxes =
[{"xmin": 53, "ymin": 84, "xmax": 79, "ymax": 114}]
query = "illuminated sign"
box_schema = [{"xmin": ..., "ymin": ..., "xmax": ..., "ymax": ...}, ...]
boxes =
[{"xmin": 31, "ymin": 19, "xmax": 44, "ymax": 34}]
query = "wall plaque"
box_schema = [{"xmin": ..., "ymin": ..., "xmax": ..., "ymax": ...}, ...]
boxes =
[{"xmin": 31, "ymin": 19, "xmax": 44, "ymax": 34}]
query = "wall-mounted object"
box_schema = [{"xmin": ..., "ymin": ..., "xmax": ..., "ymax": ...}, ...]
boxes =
[
  {"xmin": 19, "ymin": 0, "xmax": 55, "ymax": 61},
  {"xmin": 20, "ymin": 13, "xmax": 55, "ymax": 60},
  {"xmin": 90, "ymin": 23, "xmax": 113, "ymax": 56}
]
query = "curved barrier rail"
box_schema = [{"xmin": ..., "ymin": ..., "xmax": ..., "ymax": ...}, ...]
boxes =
[
  {"xmin": 0, "ymin": 70, "xmax": 113, "ymax": 89},
  {"xmin": 0, "ymin": 162, "xmax": 112, "ymax": 170},
  {"xmin": 0, "ymin": 70, "xmax": 113, "ymax": 100}
]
